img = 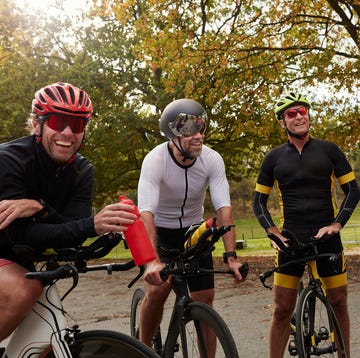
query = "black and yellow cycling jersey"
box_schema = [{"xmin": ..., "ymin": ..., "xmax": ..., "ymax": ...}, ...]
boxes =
[
  {"xmin": 253, "ymin": 138, "xmax": 360, "ymax": 288},
  {"xmin": 253, "ymin": 138, "xmax": 359, "ymax": 236}
]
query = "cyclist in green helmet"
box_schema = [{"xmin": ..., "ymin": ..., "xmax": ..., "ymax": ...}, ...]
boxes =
[
  {"xmin": 253, "ymin": 92, "xmax": 359, "ymax": 357},
  {"xmin": 274, "ymin": 92, "xmax": 311, "ymax": 140}
]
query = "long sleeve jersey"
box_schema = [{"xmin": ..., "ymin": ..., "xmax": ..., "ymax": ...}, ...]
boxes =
[
  {"xmin": 253, "ymin": 138, "xmax": 360, "ymax": 235},
  {"xmin": 0, "ymin": 135, "xmax": 97, "ymax": 261}
]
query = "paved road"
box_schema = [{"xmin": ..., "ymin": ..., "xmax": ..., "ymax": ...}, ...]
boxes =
[
  {"xmin": 64, "ymin": 268, "xmax": 360, "ymax": 357},
  {"xmin": 3, "ymin": 255, "xmax": 360, "ymax": 356}
]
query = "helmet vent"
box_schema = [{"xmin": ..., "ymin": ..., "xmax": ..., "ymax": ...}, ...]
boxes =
[
  {"xmin": 44, "ymin": 88, "xmax": 57, "ymax": 102},
  {"xmin": 39, "ymin": 93, "xmax": 46, "ymax": 103},
  {"xmin": 57, "ymin": 86, "xmax": 68, "ymax": 104},
  {"xmin": 69, "ymin": 86, "xmax": 76, "ymax": 105},
  {"xmin": 78, "ymin": 91, "xmax": 84, "ymax": 107},
  {"xmin": 32, "ymin": 82, "xmax": 93, "ymax": 117}
]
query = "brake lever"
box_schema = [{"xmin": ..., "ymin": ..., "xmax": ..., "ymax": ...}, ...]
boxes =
[
  {"xmin": 259, "ymin": 270, "xmax": 274, "ymax": 290},
  {"xmin": 239, "ymin": 261, "xmax": 249, "ymax": 279},
  {"xmin": 267, "ymin": 233, "xmax": 288, "ymax": 252}
]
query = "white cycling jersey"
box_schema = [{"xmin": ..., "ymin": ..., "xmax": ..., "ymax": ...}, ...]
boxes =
[{"xmin": 138, "ymin": 142, "xmax": 231, "ymax": 229}]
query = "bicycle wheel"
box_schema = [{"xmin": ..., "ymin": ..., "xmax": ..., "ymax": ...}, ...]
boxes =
[
  {"xmin": 163, "ymin": 301, "xmax": 239, "ymax": 358},
  {"xmin": 46, "ymin": 330, "xmax": 159, "ymax": 358},
  {"xmin": 130, "ymin": 287, "xmax": 162, "ymax": 354},
  {"xmin": 295, "ymin": 286, "xmax": 347, "ymax": 358}
]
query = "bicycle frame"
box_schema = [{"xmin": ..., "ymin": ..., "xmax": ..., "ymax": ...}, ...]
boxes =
[
  {"xmin": 163, "ymin": 268, "xmax": 197, "ymax": 356},
  {"xmin": 130, "ymin": 224, "xmax": 246, "ymax": 358},
  {"xmin": 1, "ymin": 233, "xmax": 144, "ymax": 358},
  {"xmin": 260, "ymin": 232, "xmax": 347, "ymax": 357},
  {"xmin": 4, "ymin": 283, "xmax": 72, "ymax": 357}
]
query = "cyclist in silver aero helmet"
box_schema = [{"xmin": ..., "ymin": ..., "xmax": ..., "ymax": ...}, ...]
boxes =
[
  {"xmin": 160, "ymin": 98, "xmax": 208, "ymax": 161},
  {"xmin": 138, "ymin": 98, "xmax": 247, "ymax": 354}
]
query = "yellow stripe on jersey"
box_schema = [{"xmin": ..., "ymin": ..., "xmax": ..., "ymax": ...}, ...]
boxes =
[
  {"xmin": 255, "ymin": 183, "xmax": 272, "ymax": 195},
  {"xmin": 337, "ymin": 171, "xmax": 355, "ymax": 185}
]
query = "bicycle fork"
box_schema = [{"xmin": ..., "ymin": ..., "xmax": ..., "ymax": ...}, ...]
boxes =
[{"xmin": 171, "ymin": 276, "xmax": 210, "ymax": 358}]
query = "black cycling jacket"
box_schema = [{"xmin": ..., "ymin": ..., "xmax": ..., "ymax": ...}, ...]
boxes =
[
  {"xmin": 253, "ymin": 138, "xmax": 360, "ymax": 236},
  {"xmin": 0, "ymin": 135, "xmax": 97, "ymax": 263}
]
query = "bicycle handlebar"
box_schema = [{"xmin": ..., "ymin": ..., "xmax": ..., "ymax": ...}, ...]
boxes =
[
  {"xmin": 268, "ymin": 230, "xmax": 331, "ymax": 257},
  {"xmin": 160, "ymin": 261, "xmax": 249, "ymax": 282},
  {"xmin": 159, "ymin": 225, "xmax": 234, "ymax": 261},
  {"xmin": 23, "ymin": 233, "xmax": 143, "ymax": 299},
  {"xmin": 260, "ymin": 231, "xmax": 339, "ymax": 290},
  {"xmin": 158, "ymin": 225, "xmax": 248, "ymax": 281}
]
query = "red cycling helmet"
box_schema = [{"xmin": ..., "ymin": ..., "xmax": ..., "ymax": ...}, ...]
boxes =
[{"xmin": 32, "ymin": 82, "xmax": 93, "ymax": 119}]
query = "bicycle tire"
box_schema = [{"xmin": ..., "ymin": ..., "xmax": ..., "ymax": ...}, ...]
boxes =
[
  {"xmin": 163, "ymin": 301, "xmax": 239, "ymax": 358},
  {"xmin": 295, "ymin": 286, "xmax": 347, "ymax": 358},
  {"xmin": 46, "ymin": 330, "xmax": 159, "ymax": 358},
  {"xmin": 130, "ymin": 287, "xmax": 163, "ymax": 354}
]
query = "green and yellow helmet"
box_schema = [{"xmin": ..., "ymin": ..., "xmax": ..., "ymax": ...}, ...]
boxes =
[{"xmin": 274, "ymin": 92, "xmax": 311, "ymax": 120}]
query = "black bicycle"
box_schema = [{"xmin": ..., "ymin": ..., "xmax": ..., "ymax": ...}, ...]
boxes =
[
  {"xmin": 259, "ymin": 231, "xmax": 347, "ymax": 358},
  {"xmin": 130, "ymin": 224, "xmax": 249, "ymax": 358},
  {"xmin": 1, "ymin": 234, "xmax": 159, "ymax": 358}
]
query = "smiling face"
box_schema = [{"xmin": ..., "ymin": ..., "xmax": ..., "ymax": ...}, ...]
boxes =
[
  {"xmin": 180, "ymin": 131, "xmax": 204, "ymax": 157},
  {"xmin": 41, "ymin": 121, "xmax": 85, "ymax": 163},
  {"xmin": 280, "ymin": 105, "xmax": 310, "ymax": 138},
  {"xmin": 172, "ymin": 131, "xmax": 204, "ymax": 163}
]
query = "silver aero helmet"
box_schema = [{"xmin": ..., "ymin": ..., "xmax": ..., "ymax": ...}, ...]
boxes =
[{"xmin": 160, "ymin": 99, "xmax": 207, "ymax": 140}]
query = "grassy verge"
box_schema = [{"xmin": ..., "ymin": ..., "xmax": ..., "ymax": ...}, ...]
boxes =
[{"xmin": 90, "ymin": 207, "xmax": 360, "ymax": 260}]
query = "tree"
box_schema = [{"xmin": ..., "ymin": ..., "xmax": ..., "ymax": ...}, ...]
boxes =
[
  {"xmin": 0, "ymin": 1, "xmax": 169, "ymax": 206},
  {"xmin": 1, "ymin": 0, "xmax": 359, "ymax": 208},
  {"xmin": 111, "ymin": 0, "xmax": 360, "ymax": 166}
]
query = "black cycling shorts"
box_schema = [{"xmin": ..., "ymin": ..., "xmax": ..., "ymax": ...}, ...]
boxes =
[
  {"xmin": 156, "ymin": 227, "xmax": 214, "ymax": 292},
  {"xmin": 275, "ymin": 233, "xmax": 347, "ymax": 289}
]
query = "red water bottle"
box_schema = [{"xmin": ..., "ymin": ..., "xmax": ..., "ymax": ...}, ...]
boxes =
[{"xmin": 119, "ymin": 195, "xmax": 156, "ymax": 266}]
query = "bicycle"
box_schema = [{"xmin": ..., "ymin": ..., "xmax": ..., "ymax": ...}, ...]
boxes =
[
  {"xmin": 130, "ymin": 223, "xmax": 249, "ymax": 358},
  {"xmin": 259, "ymin": 231, "xmax": 347, "ymax": 358},
  {"xmin": 0, "ymin": 233, "xmax": 159, "ymax": 358}
]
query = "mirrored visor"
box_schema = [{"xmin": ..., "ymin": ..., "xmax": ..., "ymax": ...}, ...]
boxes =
[
  {"xmin": 168, "ymin": 112, "xmax": 207, "ymax": 137},
  {"xmin": 41, "ymin": 114, "xmax": 87, "ymax": 134}
]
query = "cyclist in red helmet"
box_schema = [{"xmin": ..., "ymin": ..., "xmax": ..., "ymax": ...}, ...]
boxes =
[{"xmin": 0, "ymin": 82, "xmax": 139, "ymax": 341}]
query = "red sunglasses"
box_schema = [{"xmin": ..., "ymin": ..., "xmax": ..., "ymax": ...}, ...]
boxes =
[
  {"xmin": 283, "ymin": 106, "xmax": 308, "ymax": 119},
  {"xmin": 44, "ymin": 114, "xmax": 88, "ymax": 134}
]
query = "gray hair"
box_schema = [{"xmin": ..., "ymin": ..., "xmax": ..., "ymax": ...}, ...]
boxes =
[{"xmin": 26, "ymin": 113, "xmax": 42, "ymax": 135}]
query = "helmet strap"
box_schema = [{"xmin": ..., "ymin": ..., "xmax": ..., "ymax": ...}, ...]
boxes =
[
  {"xmin": 35, "ymin": 121, "xmax": 45, "ymax": 143},
  {"xmin": 35, "ymin": 121, "xmax": 85, "ymax": 164},
  {"xmin": 171, "ymin": 138, "xmax": 194, "ymax": 162},
  {"xmin": 282, "ymin": 114, "xmax": 311, "ymax": 140},
  {"xmin": 286, "ymin": 128, "xmax": 308, "ymax": 140}
]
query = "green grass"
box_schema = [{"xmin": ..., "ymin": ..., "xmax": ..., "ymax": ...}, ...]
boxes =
[
  {"xmin": 220, "ymin": 206, "xmax": 360, "ymax": 257},
  {"xmin": 88, "ymin": 207, "xmax": 360, "ymax": 260}
]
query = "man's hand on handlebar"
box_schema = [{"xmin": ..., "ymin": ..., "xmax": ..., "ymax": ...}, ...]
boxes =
[
  {"xmin": 266, "ymin": 227, "xmax": 288, "ymax": 252},
  {"xmin": 313, "ymin": 223, "xmax": 342, "ymax": 239},
  {"xmin": 143, "ymin": 260, "xmax": 167, "ymax": 286},
  {"xmin": 228, "ymin": 260, "xmax": 249, "ymax": 282}
]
